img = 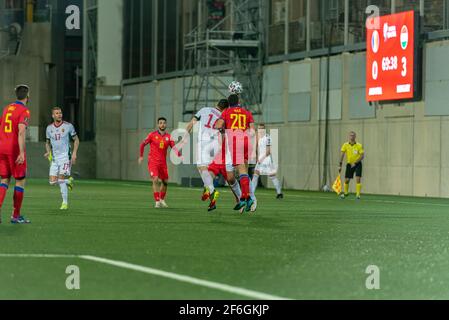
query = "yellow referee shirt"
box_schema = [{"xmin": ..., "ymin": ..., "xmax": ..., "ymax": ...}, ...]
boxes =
[{"xmin": 341, "ymin": 142, "xmax": 364, "ymax": 165}]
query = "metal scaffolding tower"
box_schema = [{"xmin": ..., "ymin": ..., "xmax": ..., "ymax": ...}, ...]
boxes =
[{"xmin": 182, "ymin": 0, "xmax": 265, "ymax": 117}]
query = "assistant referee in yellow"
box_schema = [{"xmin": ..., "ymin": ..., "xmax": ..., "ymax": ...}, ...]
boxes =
[{"xmin": 338, "ymin": 131, "xmax": 365, "ymax": 199}]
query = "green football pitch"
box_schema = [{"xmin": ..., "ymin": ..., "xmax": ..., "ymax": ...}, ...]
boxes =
[{"xmin": 1, "ymin": 179, "xmax": 449, "ymax": 300}]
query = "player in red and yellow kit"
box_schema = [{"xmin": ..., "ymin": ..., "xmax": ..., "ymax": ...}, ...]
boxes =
[
  {"xmin": 0, "ymin": 85, "xmax": 32, "ymax": 224},
  {"xmin": 215, "ymin": 94, "xmax": 255, "ymax": 212},
  {"xmin": 139, "ymin": 117, "xmax": 181, "ymax": 208}
]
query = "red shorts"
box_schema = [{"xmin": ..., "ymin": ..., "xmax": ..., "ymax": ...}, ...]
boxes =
[
  {"xmin": 208, "ymin": 161, "xmax": 228, "ymax": 180},
  {"xmin": 148, "ymin": 162, "xmax": 169, "ymax": 181},
  {"xmin": 226, "ymin": 136, "xmax": 254, "ymax": 166},
  {"xmin": 0, "ymin": 154, "xmax": 27, "ymax": 179}
]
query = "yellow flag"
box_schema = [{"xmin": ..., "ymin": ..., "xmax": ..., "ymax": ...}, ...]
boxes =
[{"xmin": 332, "ymin": 175, "xmax": 342, "ymax": 194}]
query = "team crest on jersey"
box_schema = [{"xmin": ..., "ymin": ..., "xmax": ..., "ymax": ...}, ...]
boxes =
[
  {"xmin": 62, "ymin": 129, "xmax": 65, "ymax": 133},
  {"xmin": 165, "ymin": 138, "xmax": 169, "ymax": 141}
]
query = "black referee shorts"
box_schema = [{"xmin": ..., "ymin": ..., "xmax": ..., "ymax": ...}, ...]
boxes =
[{"xmin": 345, "ymin": 162, "xmax": 362, "ymax": 180}]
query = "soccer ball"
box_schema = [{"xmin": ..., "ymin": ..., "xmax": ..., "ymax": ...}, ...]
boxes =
[{"xmin": 228, "ymin": 81, "xmax": 243, "ymax": 95}]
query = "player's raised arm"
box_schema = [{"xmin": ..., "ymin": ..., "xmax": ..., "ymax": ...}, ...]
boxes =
[
  {"xmin": 16, "ymin": 123, "xmax": 26, "ymax": 165},
  {"xmin": 181, "ymin": 117, "xmax": 198, "ymax": 147}
]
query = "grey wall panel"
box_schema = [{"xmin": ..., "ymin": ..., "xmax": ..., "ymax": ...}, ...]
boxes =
[
  {"xmin": 140, "ymin": 105, "xmax": 155, "ymax": 129},
  {"xmin": 159, "ymin": 103, "xmax": 174, "ymax": 126},
  {"xmin": 425, "ymin": 80, "xmax": 449, "ymax": 116},
  {"xmin": 349, "ymin": 53, "xmax": 366, "ymax": 88},
  {"xmin": 288, "ymin": 92, "xmax": 311, "ymax": 121},
  {"xmin": 160, "ymin": 81, "xmax": 174, "ymax": 105},
  {"xmin": 263, "ymin": 65, "xmax": 284, "ymax": 95},
  {"xmin": 289, "ymin": 62, "xmax": 311, "ymax": 93},
  {"xmin": 319, "ymin": 89, "xmax": 342, "ymax": 120},
  {"xmin": 320, "ymin": 56, "xmax": 342, "ymax": 90},
  {"xmin": 123, "ymin": 84, "xmax": 139, "ymax": 129},
  {"xmin": 349, "ymin": 88, "xmax": 376, "ymax": 119},
  {"xmin": 426, "ymin": 44, "xmax": 449, "ymax": 82},
  {"xmin": 263, "ymin": 94, "xmax": 284, "ymax": 123}
]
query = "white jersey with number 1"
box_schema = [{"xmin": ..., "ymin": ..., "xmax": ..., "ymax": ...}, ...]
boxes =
[
  {"xmin": 46, "ymin": 122, "xmax": 77, "ymax": 161},
  {"xmin": 194, "ymin": 107, "xmax": 222, "ymax": 166}
]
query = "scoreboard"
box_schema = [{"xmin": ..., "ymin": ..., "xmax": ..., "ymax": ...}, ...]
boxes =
[{"xmin": 366, "ymin": 11, "xmax": 420, "ymax": 102}]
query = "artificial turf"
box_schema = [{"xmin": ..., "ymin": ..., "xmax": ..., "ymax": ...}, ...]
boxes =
[{"xmin": 1, "ymin": 179, "xmax": 449, "ymax": 300}]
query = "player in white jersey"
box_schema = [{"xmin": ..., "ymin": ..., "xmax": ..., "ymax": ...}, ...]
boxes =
[
  {"xmin": 183, "ymin": 99, "xmax": 229, "ymax": 210},
  {"xmin": 250, "ymin": 123, "xmax": 283, "ymax": 212},
  {"xmin": 44, "ymin": 107, "xmax": 80, "ymax": 210}
]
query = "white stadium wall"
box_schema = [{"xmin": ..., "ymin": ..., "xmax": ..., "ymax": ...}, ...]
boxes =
[{"xmin": 96, "ymin": 39, "xmax": 449, "ymax": 198}]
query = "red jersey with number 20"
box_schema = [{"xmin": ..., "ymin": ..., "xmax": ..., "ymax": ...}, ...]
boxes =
[
  {"xmin": 220, "ymin": 106, "xmax": 254, "ymax": 132},
  {"xmin": 140, "ymin": 131, "xmax": 176, "ymax": 165},
  {"xmin": 0, "ymin": 102, "xmax": 30, "ymax": 156}
]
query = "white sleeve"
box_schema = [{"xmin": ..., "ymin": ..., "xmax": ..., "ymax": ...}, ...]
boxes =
[
  {"xmin": 70, "ymin": 124, "xmax": 77, "ymax": 137},
  {"xmin": 46, "ymin": 126, "xmax": 51, "ymax": 140},
  {"xmin": 194, "ymin": 109, "xmax": 203, "ymax": 120}
]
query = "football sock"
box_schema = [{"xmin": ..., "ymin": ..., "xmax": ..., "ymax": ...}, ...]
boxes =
[
  {"xmin": 250, "ymin": 174, "xmax": 259, "ymax": 200},
  {"xmin": 344, "ymin": 183, "xmax": 349, "ymax": 195},
  {"xmin": 230, "ymin": 181, "xmax": 242, "ymax": 200},
  {"xmin": 356, "ymin": 183, "xmax": 362, "ymax": 197},
  {"xmin": 200, "ymin": 170, "xmax": 214, "ymax": 194},
  {"xmin": 0, "ymin": 183, "xmax": 8, "ymax": 208},
  {"xmin": 59, "ymin": 181, "xmax": 68, "ymax": 204},
  {"xmin": 240, "ymin": 174, "xmax": 250, "ymax": 200},
  {"xmin": 160, "ymin": 191, "xmax": 167, "ymax": 200},
  {"xmin": 270, "ymin": 176, "xmax": 282, "ymax": 195},
  {"xmin": 13, "ymin": 186, "xmax": 24, "ymax": 219},
  {"xmin": 153, "ymin": 192, "xmax": 160, "ymax": 202}
]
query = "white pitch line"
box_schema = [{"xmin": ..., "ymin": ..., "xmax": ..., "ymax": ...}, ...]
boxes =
[
  {"xmin": 0, "ymin": 253, "xmax": 289, "ymax": 300},
  {"xmin": 79, "ymin": 255, "xmax": 289, "ymax": 300}
]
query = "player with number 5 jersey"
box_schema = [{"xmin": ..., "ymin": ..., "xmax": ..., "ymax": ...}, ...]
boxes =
[{"xmin": 0, "ymin": 85, "xmax": 32, "ymax": 224}]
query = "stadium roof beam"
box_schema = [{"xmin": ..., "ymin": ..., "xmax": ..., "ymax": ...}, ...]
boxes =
[{"xmin": 182, "ymin": 0, "xmax": 265, "ymax": 117}]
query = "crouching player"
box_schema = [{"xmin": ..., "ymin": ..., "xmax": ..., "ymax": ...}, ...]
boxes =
[{"xmin": 44, "ymin": 107, "xmax": 79, "ymax": 210}]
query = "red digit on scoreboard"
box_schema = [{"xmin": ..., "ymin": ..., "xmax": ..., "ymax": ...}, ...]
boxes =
[{"xmin": 366, "ymin": 11, "xmax": 417, "ymax": 102}]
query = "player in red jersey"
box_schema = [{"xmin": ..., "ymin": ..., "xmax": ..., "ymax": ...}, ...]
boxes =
[
  {"xmin": 0, "ymin": 85, "xmax": 32, "ymax": 224},
  {"xmin": 139, "ymin": 117, "xmax": 181, "ymax": 209},
  {"xmin": 215, "ymin": 94, "xmax": 256, "ymax": 212}
]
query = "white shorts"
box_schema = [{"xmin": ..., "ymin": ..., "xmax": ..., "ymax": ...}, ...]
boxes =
[
  {"xmin": 196, "ymin": 138, "xmax": 220, "ymax": 167},
  {"xmin": 49, "ymin": 158, "xmax": 72, "ymax": 177},
  {"xmin": 255, "ymin": 157, "xmax": 278, "ymax": 176}
]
